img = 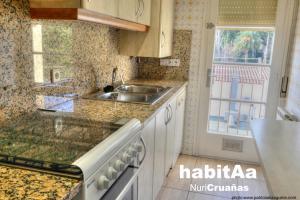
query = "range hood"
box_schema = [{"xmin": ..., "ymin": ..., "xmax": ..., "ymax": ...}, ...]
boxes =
[{"xmin": 29, "ymin": 0, "xmax": 148, "ymax": 32}]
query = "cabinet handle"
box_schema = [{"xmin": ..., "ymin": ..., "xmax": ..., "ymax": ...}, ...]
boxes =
[
  {"xmin": 168, "ymin": 104, "xmax": 173, "ymax": 122},
  {"xmin": 138, "ymin": 0, "xmax": 145, "ymax": 17},
  {"xmin": 139, "ymin": 136, "xmax": 147, "ymax": 165},
  {"xmin": 161, "ymin": 31, "xmax": 166, "ymax": 49},
  {"xmin": 164, "ymin": 106, "xmax": 169, "ymax": 125},
  {"xmin": 136, "ymin": 0, "xmax": 141, "ymax": 16}
]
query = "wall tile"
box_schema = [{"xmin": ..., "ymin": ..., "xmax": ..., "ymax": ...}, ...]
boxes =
[{"xmin": 0, "ymin": 1, "xmax": 137, "ymax": 120}]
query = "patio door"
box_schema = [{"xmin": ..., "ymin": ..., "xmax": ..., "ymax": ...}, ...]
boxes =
[{"xmin": 194, "ymin": 0, "xmax": 297, "ymax": 162}]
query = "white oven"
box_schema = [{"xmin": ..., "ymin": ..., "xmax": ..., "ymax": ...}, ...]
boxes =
[{"xmin": 73, "ymin": 119, "xmax": 145, "ymax": 200}]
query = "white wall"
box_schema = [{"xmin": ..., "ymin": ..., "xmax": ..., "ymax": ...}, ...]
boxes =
[{"xmin": 286, "ymin": 5, "xmax": 300, "ymax": 119}]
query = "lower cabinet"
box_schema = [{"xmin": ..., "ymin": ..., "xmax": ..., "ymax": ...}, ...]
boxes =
[
  {"xmin": 173, "ymin": 89, "xmax": 186, "ymax": 164},
  {"xmin": 152, "ymin": 106, "xmax": 168, "ymax": 199},
  {"xmin": 138, "ymin": 86, "xmax": 187, "ymax": 200},
  {"xmin": 165, "ymin": 98, "xmax": 177, "ymax": 176},
  {"xmin": 138, "ymin": 117, "xmax": 155, "ymax": 200}
]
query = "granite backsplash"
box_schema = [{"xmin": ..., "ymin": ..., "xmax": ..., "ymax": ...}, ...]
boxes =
[
  {"xmin": 0, "ymin": 0, "xmax": 138, "ymax": 120},
  {"xmin": 137, "ymin": 30, "xmax": 192, "ymax": 81}
]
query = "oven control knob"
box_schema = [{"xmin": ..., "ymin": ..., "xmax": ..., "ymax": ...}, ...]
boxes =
[
  {"xmin": 122, "ymin": 152, "xmax": 131, "ymax": 163},
  {"xmin": 97, "ymin": 175, "xmax": 110, "ymax": 190},
  {"xmin": 128, "ymin": 147, "xmax": 138, "ymax": 156},
  {"xmin": 134, "ymin": 143, "xmax": 143, "ymax": 152},
  {"xmin": 114, "ymin": 159, "xmax": 125, "ymax": 171},
  {"xmin": 106, "ymin": 167, "xmax": 118, "ymax": 179}
]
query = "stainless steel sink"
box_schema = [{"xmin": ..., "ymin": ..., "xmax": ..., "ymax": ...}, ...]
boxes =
[
  {"xmin": 83, "ymin": 84, "xmax": 172, "ymax": 105},
  {"xmin": 115, "ymin": 84, "xmax": 166, "ymax": 94}
]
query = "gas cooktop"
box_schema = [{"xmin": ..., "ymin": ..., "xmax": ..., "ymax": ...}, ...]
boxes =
[{"xmin": 0, "ymin": 112, "xmax": 122, "ymax": 178}]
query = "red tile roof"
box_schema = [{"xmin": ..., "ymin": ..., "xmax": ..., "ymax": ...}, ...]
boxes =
[{"xmin": 212, "ymin": 64, "xmax": 270, "ymax": 84}]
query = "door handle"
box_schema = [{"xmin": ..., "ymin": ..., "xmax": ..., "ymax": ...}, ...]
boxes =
[{"xmin": 206, "ymin": 68, "xmax": 212, "ymax": 88}]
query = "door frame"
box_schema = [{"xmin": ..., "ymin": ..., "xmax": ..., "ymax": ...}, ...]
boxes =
[{"xmin": 193, "ymin": 0, "xmax": 298, "ymax": 162}]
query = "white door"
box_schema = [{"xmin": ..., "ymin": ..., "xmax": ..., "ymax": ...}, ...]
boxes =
[{"xmin": 194, "ymin": 0, "xmax": 297, "ymax": 162}]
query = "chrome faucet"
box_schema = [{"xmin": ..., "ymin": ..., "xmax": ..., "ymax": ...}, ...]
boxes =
[
  {"xmin": 112, "ymin": 67, "xmax": 125, "ymax": 87},
  {"xmin": 112, "ymin": 67, "xmax": 118, "ymax": 87}
]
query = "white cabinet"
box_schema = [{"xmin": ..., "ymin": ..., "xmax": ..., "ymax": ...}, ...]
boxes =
[
  {"xmin": 119, "ymin": 0, "xmax": 175, "ymax": 58},
  {"xmin": 118, "ymin": 0, "xmax": 151, "ymax": 24},
  {"xmin": 165, "ymin": 98, "xmax": 177, "ymax": 176},
  {"xmin": 137, "ymin": 0, "xmax": 151, "ymax": 25},
  {"xmin": 138, "ymin": 86, "xmax": 187, "ymax": 200},
  {"xmin": 82, "ymin": 0, "xmax": 118, "ymax": 17},
  {"xmin": 118, "ymin": 0, "xmax": 138, "ymax": 22},
  {"xmin": 159, "ymin": 0, "xmax": 175, "ymax": 57},
  {"xmin": 153, "ymin": 106, "xmax": 168, "ymax": 199},
  {"xmin": 173, "ymin": 88, "xmax": 186, "ymax": 164},
  {"xmin": 138, "ymin": 118, "xmax": 155, "ymax": 200},
  {"xmin": 29, "ymin": 0, "xmax": 151, "ymax": 31}
]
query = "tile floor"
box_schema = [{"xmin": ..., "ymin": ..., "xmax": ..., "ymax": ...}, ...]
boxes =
[{"xmin": 157, "ymin": 155, "xmax": 269, "ymax": 200}]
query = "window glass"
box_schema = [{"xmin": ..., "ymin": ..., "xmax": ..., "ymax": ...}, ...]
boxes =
[{"xmin": 213, "ymin": 28, "xmax": 275, "ymax": 65}]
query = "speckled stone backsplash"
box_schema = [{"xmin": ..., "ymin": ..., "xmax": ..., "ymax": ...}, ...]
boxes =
[
  {"xmin": 137, "ymin": 30, "xmax": 192, "ymax": 81},
  {"xmin": 0, "ymin": 0, "xmax": 137, "ymax": 120}
]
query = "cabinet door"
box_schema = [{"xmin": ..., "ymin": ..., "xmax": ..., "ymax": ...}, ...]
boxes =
[
  {"xmin": 159, "ymin": 0, "xmax": 175, "ymax": 57},
  {"xmin": 153, "ymin": 107, "xmax": 168, "ymax": 199},
  {"xmin": 118, "ymin": 0, "xmax": 138, "ymax": 22},
  {"xmin": 137, "ymin": 0, "xmax": 151, "ymax": 25},
  {"xmin": 165, "ymin": 98, "xmax": 177, "ymax": 176},
  {"xmin": 82, "ymin": 0, "xmax": 118, "ymax": 17},
  {"xmin": 138, "ymin": 118, "xmax": 155, "ymax": 200},
  {"xmin": 174, "ymin": 89, "xmax": 186, "ymax": 164}
]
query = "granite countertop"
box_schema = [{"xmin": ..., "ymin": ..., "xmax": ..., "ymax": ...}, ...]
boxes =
[
  {"xmin": 37, "ymin": 79, "xmax": 188, "ymax": 126},
  {"xmin": 0, "ymin": 165, "xmax": 81, "ymax": 200},
  {"xmin": 251, "ymin": 119, "xmax": 300, "ymax": 197},
  {"xmin": 0, "ymin": 79, "xmax": 187, "ymax": 200}
]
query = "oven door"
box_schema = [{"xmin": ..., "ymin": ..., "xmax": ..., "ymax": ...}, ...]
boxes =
[{"xmin": 102, "ymin": 166, "xmax": 140, "ymax": 200}]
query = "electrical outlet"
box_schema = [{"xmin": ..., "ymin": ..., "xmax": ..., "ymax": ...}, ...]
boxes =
[{"xmin": 160, "ymin": 59, "xmax": 181, "ymax": 67}]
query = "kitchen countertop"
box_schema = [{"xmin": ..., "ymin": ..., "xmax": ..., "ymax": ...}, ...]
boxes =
[
  {"xmin": 251, "ymin": 119, "xmax": 300, "ymax": 197},
  {"xmin": 36, "ymin": 79, "xmax": 188, "ymax": 126},
  {"xmin": 0, "ymin": 165, "xmax": 81, "ymax": 200},
  {"xmin": 1, "ymin": 79, "xmax": 187, "ymax": 200}
]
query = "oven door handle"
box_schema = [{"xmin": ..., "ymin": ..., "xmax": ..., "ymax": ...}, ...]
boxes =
[
  {"xmin": 115, "ymin": 167, "xmax": 140, "ymax": 200},
  {"xmin": 139, "ymin": 136, "xmax": 147, "ymax": 166}
]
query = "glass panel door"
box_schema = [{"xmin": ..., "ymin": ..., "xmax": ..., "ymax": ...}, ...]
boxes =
[{"xmin": 207, "ymin": 28, "xmax": 275, "ymax": 137}]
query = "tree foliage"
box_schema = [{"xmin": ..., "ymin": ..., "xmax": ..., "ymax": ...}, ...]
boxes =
[{"xmin": 215, "ymin": 29, "xmax": 274, "ymax": 64}]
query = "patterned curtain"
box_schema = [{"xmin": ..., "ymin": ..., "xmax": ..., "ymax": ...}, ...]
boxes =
[{"xmin": 218, "ymin": 0, "xmax": 278, "ymax": 26}]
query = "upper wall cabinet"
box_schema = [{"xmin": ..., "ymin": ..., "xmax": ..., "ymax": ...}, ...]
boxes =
[
  {"xmin": 82, "ymin": 0, "xmax": 118, "ymax": 17},
  {"xmin": 118, "ymin": 0, "xmax": 151, "ymax": 26},
  {"xmin": 119, "ymin": 0, "xmax": 175, "ymax": 58},
  {"xmin": 29, "ymin": 0, "xmax": 151, "ymax": 32}
]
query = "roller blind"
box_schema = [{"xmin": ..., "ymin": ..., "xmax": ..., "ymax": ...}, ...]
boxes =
[{"xmin": 218, "ymin": 0, "xmax": 278, "ymax": 26}]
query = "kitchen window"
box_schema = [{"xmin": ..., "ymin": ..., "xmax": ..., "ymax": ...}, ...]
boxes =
[{"xmin": 32, "ymin": 23, "xmax": 74, "ymax": 85}]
